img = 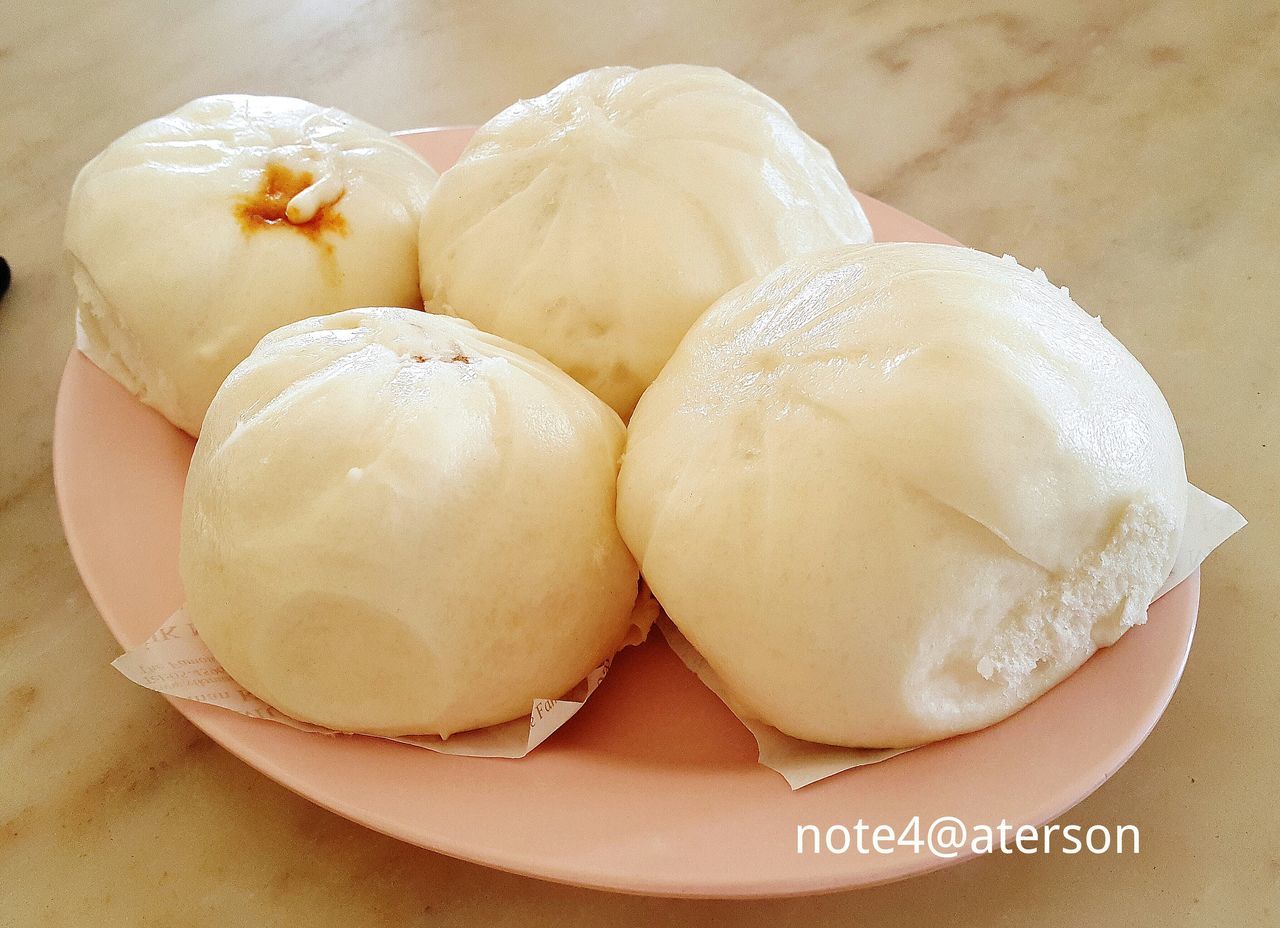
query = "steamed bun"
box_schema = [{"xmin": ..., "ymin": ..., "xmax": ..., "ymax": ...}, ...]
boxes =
[
  {"xmin": 618, "ymin": 243, "xmax": 1187, "ymax": 748},
  {"xmin": 418, "ymin": 64, "xmax": 872, "ymax": 419},
  {"xmin": 180, "ymin": 307, "xmax": 639, "ymax": 737},
  {"xmin": 66, "ymin": 94, "xmax": 438, "ymax": 435}
]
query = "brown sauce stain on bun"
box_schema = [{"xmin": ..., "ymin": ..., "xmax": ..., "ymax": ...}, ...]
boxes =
[{"xmin": 235, "ymin": 163, "xmax": 348, "ymax": 281}]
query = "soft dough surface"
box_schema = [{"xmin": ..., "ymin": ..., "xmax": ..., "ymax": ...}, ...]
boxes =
[
  {"xmin": 418, "ymin": 64, "xmax": 873, "ymax": 419},
  {"xmin": 181, "ymin": 308, "xmax": 639, "ymax": 737},
  {"xmin": 66, "ymin": 94, "xmax": 438, "ymax": 435},
  {"xmin": 619, "ymin": 243, "xmax": 1188, "ymax": 748}
]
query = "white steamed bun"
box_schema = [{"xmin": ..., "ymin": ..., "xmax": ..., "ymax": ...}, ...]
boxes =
[
  {"xmin": 418, "ymin": 64, "xmax": 873, "ymax": 419},
  {"xmin": 180, "ymin": 307, "xmax": 639, "ymax": 737},
  {"xmin": 619, "ymin": 243, "xmax": 1187, "ymax": 748},
  {"xmin": 66, "ymin": 94, "xmax": 438, "ymax": 435}
]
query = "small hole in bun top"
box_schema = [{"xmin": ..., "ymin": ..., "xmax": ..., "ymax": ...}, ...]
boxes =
[{"xmin": 409, "ymin": 353, "xmax": 471, "ymax": 364}]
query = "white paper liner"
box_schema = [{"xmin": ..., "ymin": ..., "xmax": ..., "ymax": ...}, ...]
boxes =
[
  {"xmin": 659, "ymin": 484, "xmax": 1245, "ymax": 789},
  {"xmin": 113, "ymin": 586, "xmax": 660, "ymax": 758}
]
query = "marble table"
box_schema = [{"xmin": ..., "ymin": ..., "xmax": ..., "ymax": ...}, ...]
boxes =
[{"xmin": 1, "ymin": 0, "xmax": 1275, "ymax": 924}]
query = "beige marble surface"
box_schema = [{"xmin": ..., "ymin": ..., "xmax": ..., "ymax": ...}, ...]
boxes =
[{"xmin": 1, "ymin": 0, "xmax": 1276, "ymax": 924}]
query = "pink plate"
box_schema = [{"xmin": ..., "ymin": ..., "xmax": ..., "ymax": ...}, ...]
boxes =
[{"xmin": 53, "ymin": 127, "xmax": 1199, "ymax": 898}]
